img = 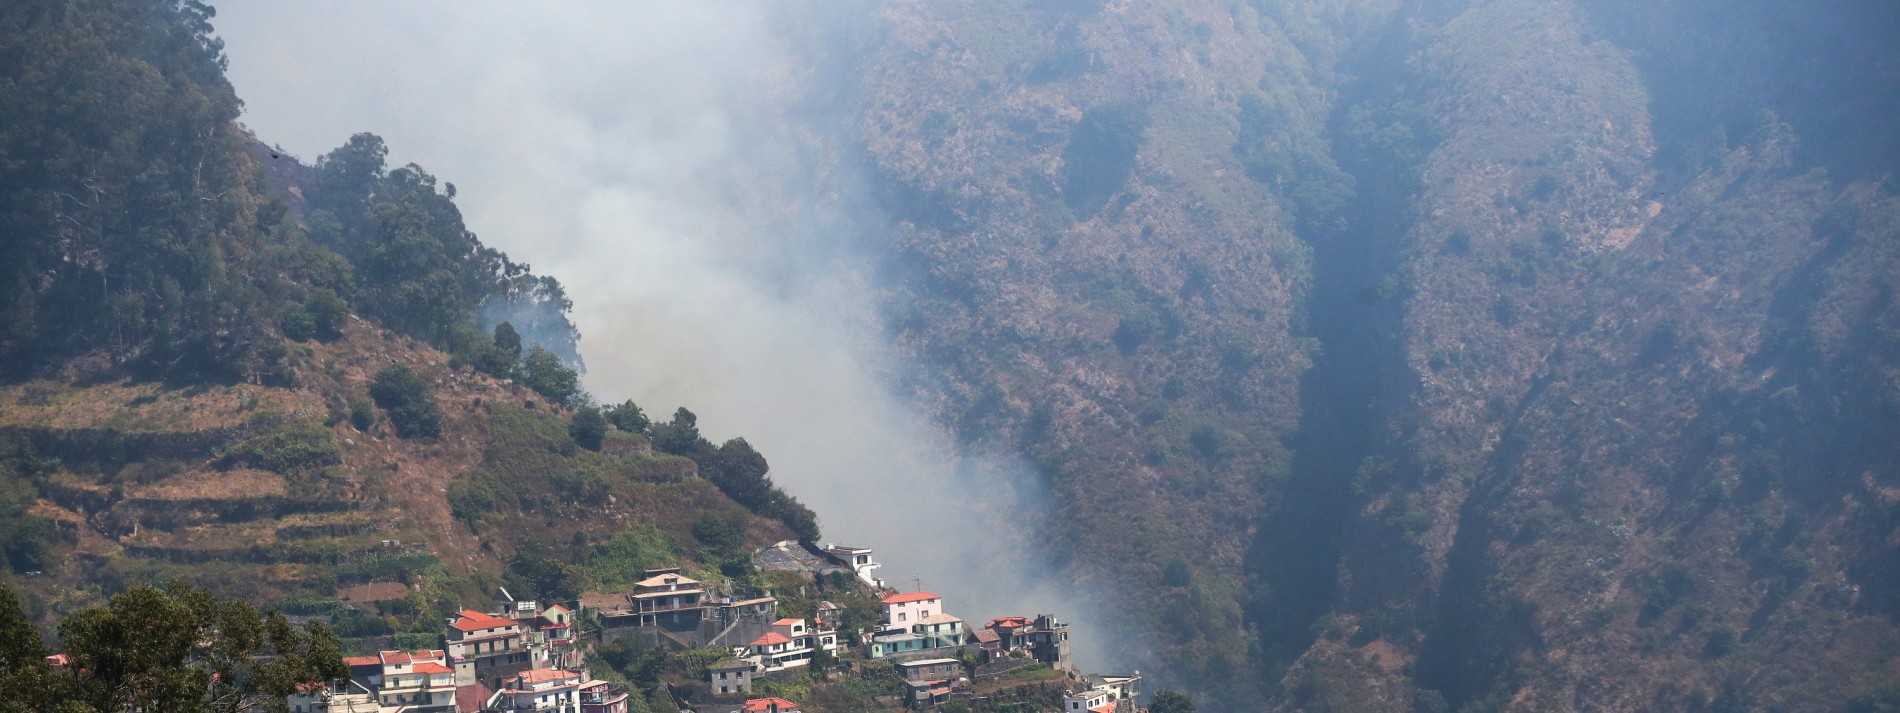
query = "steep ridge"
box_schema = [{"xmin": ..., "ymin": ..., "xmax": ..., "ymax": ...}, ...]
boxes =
[
  {"xmin": 771, "ymin": 0, "xmax": 1900, "ymax": 709},
  {"xmin": 787, "ymin": 1, "xmax": 1339, "ymax": 699}
]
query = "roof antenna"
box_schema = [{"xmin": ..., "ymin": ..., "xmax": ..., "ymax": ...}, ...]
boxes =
[{"xmin": 912, "ymin": 575, "xmax": 922, "ymax": 593}]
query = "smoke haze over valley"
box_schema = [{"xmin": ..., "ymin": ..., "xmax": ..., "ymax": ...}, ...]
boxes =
[{"xmin": 4, "ymin": 0, "xmax": 1899, "ymax": 709}]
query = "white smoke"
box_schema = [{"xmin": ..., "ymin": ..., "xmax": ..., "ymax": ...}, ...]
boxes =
[{"xmin": 215, "ymin": 0, "xmax": 1116, "ymax": 671}]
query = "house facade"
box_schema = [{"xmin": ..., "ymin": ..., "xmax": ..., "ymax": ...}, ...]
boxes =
[
  {"xmin": 981, "ymin": 614, "xmax": 1072, "ymax": 670},
  {"xmin": 448, "ymin": 609, "xmax": 533, "ymax": 688},
  {"xmin": 819, "ymin": 544, "xmax": 883, "ymax": 587},
  {"xmin": 579, "ymin": 679, "xmax": 631, "ymax": 713},
  {"xmin": 491, "ymin": 668, "xmax": 584, "ymax": 712},
  {"xmin": 708, "ymin": 659, "xmax": 755, "ymax": 698},
  {"xmin": 1062, "ymin": 672, "xmax": 1142, "ymax": 713},
  {"xmin": 869, "ymin": 615, "xmax": 965, "ymax": 660},
  {"xmin": 880, "ymin": 591, "xmax": 943, "ymax": 629},
  {"xmin": 630, "ymin": 568, "xmax": 708, "ymax": 629},
  {"xmin": 290, "ymin": 650, "xmax": 457, "ymax": 713},
  {"xmin": 739, "ymin": 617, "xmax": 840, "ymax": 672}
]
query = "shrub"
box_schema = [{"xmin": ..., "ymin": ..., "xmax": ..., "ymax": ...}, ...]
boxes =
[
  {"xmin": 306, "ymin": 289, "xmax": 349, "ymax": 339},
  {"xmin": 519, "ymin": 346, "xmax": 580, "ymax": 406},
  {"xmin": 369, "ymin": 364, "xmax": 442, "ymax": 439},
  {"xmin": 570, "ymin": 405, "xmax": 608, "ymax": 451},
  {"xmin": 280, "ymin": 307, "xmax": 316, "ymax": 342},
  {"xmin": 225, "ymin": 420, "xmax": 340, "ymax": 471},
  {"xmin": 349, "ymin": 396, "xmax": 375, "ymax": 431},
  {"xmin": 604, "ymin": 400, "xmax": 650, "ymax": 434}
]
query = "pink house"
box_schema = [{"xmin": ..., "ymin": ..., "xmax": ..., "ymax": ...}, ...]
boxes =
[{"xmin": 880, "ymin": 591, "xmax": 943, "ymax": 629}]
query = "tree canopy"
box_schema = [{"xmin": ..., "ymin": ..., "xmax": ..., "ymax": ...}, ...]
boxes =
[{"xmin": 0, "ymin": 580, "xmax": 346, "ymax": 713}]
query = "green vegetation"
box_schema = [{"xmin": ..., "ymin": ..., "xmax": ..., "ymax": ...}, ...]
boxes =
[
  {"xmin": 605, "ymin": 399, "xmax": 652, "ymax": 434},
  {"xmin": 222, "ymin": 420, "xmax": 340, "ymax": 472},
  {"xmin": 590, "ymin": 526, "xmax": 681, "ymax": 591},
  {"xmin": 369, "ymin": 363, "xmax": 442, "ymax": 439},
  {"xmin": 1149, "ymin": 691, "xmax": 1194, "ymax": 713},
  {"xmin": 1060, "ymin": 103, "xmax": 1148, "ymax": 218},
  {"xmin": 0, "ymin": 579, "xmax": 345, "ymax": 713},
  {"xmin": 520, "ymin": 345, "xmax": 582, "ymax": 406},
  {"xmin": 651, "ymin": 408, "xmax": 821, "ymax": 542},
  {"xmin": 570, "ymin": 403, "xmax": 608, "ymax": 451},
  {"xmin": 303, "ymin": 133, "xmax": 584, "ymax": 373}
]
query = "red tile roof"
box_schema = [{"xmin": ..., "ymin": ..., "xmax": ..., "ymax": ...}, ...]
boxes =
[
  {"xmin": 1090, "ymin": 705, "xmax": 1117, "ymax": 713},
  {"xmin": 343, "ymin": 656, "xmax": 380, "ymax": 667},
  {"xmin": 972, "ymin": 629, "xmax": 1001, "ymax": 644},
  {"xmin": 411, "ymin": 662, "xmax": 453, "ymax": 674},
  {"xmin": 743, "ymin": 697, "xmax": 801, "ymax": 712},
  {"xmin": 882, "ymin": 591, "xmax": 941, "ymax": 604},
  {"xmin": 450, "ymin": 610, "xmax": 518, "ymax": 632},
  {"xmin": 987, "ymin": 616, "xmax": 1031, "ymax": 629},
  {"xmin": 379, "ymin": 651, "xmax": 411, "ymax": 665},
  {"xmin": 750, "ymin": 632, "xmax": 793, "ymax": 647},
  {"xmin": 514, "ymin": 668, "xmax": 579, "ymax": 684},
  {"xmin": 456, "ymin": 683, "xmax": 493, "ymax": 712},
  {"xmin": 773, "ymin": 618, "xmax": 803, "ymax": 626}
]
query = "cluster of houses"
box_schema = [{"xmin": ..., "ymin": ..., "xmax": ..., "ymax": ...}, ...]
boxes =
[
  {"xmin": 275, "ymin": 539, "xmax": 1144, "ymax": 713},
  {"xmin": 685, "ymin": 544, "xmax": 1140, "ymax": 713},
  {"xmin": 286, "ymin": 594, "xmax": 628, "ymax": 713}
]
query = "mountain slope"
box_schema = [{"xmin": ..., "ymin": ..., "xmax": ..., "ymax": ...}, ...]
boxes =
[
  {"xmin": 769, "ymin": 0, "xmax": 1900, "ymax": 709},
  {"xmin": 0, "ymin": 0, "xmax": 810, "ymax": 639}
]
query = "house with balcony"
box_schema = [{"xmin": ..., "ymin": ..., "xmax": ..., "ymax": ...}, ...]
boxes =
[
  {"xmin": 629, "ymin": 568, "xmax": 708, "ymax": 629},
  {"xmin": 372, "ymin": 650, "xmax": 459, "ymax": 712},
  {"xmin": 448, "ymin": 609, "xmax": 532, "ymax": 688},
  {"xmin": 880, "ymin": 591, "xmax": 943, "ymax": 630},
  {"xmin": 579, "ymin": 679, "xmax": 630, "ymax": 713},
  {"xmin": 291, "ymin": 649, "xmax": 461, "ymax": 713},
  {"xmin": 287, "ymin": 661, "xmax": 375, "ymax": 713},
  {"xmin": 515, "ymin": 602, "xmax": 580, "ymax": 671},
  {"xmin": 869, "ymin": 614, "xmax": 965, "ymax": 660},
  {"xmin": 286, "ymin": 650, "xmax": 497, "ymax": 711},
  {"xmin": 490, "ymin": 668, "xmax": 584, "ymax": 713},
  {"xmin": 737, "ymin": 617, "xmax": 839, "ymax": 672}
]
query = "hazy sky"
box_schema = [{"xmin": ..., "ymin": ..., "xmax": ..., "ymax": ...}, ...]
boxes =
[{"xmin": 214, "ymin": 1, "xmax": 1116, "ymax": 668}]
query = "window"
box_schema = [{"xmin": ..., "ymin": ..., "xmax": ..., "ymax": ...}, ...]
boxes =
[
  {"xmin": 921, "ymin": 610, "xmax": 930, "ymax": 618},
  {"xmin": 898, "ymin": 613, "xmax": 907, "ymax": 622}
]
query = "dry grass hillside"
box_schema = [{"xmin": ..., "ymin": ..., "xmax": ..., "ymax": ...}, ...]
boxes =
[{"xmin": 1, "ymin": 315, "xmax": 789, "ymax": 625}]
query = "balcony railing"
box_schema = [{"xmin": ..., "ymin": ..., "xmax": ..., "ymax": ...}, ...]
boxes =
[
  {"xmin": 634, "ymin": 599, "xmax": 704, "ymax": 613},
  {"xmin": 581, "ymin": 685, "xmax": 629, "ymax": 704}
]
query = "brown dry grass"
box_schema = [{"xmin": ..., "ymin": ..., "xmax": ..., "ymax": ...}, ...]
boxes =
[
  {"xmin": 125, "ymin": 468, "xmax": 286, "ymax": 501},
  {"xmin": 7, "ymin": 317, "xmax": 535, "ymax": 578},
  {"xmin": 0, "ymin": 377, "xmax": 324, "ymax": 433}
]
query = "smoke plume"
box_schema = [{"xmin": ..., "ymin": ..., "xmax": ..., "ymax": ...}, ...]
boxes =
[{"xmin": 215, "ymin": 0, "xmax": 1117, "ymax": 671}]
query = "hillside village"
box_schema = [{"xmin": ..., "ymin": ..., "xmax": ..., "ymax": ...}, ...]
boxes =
[{"xmin": 250, "ymin": 540, "xmax": 1151, "ymax": 713}]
